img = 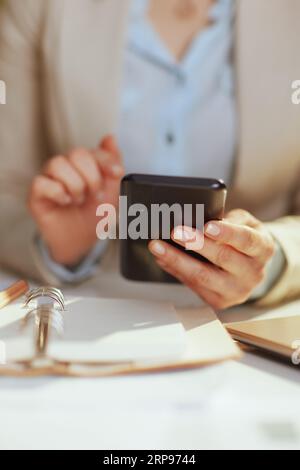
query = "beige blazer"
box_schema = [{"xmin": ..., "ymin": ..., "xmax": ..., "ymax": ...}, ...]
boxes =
[{"xmin": 0, "ymin": 0, "xmax": 299, "ymax": 307}]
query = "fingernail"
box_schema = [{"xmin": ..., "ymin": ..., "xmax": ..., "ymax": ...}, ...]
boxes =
[
  {"xmin": 150, "ymin": 242, "xmax": 166, "ymax": 256},
  {"xmin": 205, "ymin": 223, "xmax": 221, "ymax": 237},
  {"xmin": 111, "ymin": 165, "xmax": 123, "ymax": 177},
  {"xmin": 173, "ymin": 227, "xmax": 195, "ymax": 242}
]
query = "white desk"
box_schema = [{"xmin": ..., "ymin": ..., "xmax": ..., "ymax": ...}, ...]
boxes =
[{"xmin": 0, "ymin": 272, "xmax": 300, "ymax": 450}]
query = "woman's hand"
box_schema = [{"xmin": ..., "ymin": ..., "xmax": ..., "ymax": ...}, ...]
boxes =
[
  {"xmin": 28, "ymin": 136, "xmax": 124, "ymax": 267},
  {"xmin": 149, "ymin": 209, "xmax": 276, "ymax": 310}
]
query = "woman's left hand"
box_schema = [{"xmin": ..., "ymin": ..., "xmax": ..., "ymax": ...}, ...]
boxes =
[{"xmin": 149, "ymin": 209, "xmax": 276, "ymax": 310}]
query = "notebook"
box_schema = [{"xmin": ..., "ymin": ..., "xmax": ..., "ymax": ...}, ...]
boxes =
[
  {"xmin": 0, "ymin": 287, "xmax": 241, "ymax": 377},
  {"xmin": 227, "ymin": 315, "xmax": 300, "ymax": 361}
]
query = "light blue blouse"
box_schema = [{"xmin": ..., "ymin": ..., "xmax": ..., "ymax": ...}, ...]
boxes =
[
  {"xmin": 118, "ymin": 0, "xmax": 236, "ymax": 184},
  {"xmin": 39, "ymin": 0, "xmax": 285, "ymax": 299}
]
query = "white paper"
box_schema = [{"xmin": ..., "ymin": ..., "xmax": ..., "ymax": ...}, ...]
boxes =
[{"xmin": 0, "ymin": 298, "xmax": 186, "ymax": 364}]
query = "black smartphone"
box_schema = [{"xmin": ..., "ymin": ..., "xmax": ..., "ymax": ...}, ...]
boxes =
[{"xmin": 120, "ymin": 174, "xmax": 227, "ymax": 283}]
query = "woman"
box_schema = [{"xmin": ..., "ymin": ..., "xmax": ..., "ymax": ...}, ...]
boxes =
[{"xmin": 0, "ymin": 0, "xmax": 299, "ymax": 309}]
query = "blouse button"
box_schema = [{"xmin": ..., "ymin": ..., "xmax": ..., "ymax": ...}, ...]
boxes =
[{"xmin": 166, "ymin": 132, "xmax": 175, "ymax": 145}]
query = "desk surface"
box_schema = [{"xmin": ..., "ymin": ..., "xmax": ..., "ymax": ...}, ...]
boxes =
[{"xmin": 0, "ymin": 273, "xmax": 300, "ymax": 450}]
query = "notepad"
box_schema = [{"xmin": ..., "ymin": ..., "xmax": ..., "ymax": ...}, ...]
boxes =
[
  {"xmin": 0, "ymin": 289, "xmax": 241, "ymax": 377},
  {"xmin": 0, "ymin": 297, "xmax": 186, "ymax": 363}
]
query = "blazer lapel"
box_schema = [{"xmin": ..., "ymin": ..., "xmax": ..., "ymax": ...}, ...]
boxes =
[
  {"xmin": 233, "ymin": 0, "xmax": 300, "ymax": 208},
  {"xmin": 55, "ymin": 0, "xmax": 131, "ymax": 150}
]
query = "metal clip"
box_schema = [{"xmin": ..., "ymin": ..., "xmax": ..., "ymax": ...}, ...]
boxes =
[
  {"xmin": 22, "ymin": 287, "xmax": 65, "ymax": 357},
  {"xmin": 24, "ymin": 287, "xmax": 65, "ymax": 311}
]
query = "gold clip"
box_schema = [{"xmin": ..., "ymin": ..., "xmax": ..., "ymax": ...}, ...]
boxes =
[{"xmin": 22, "ymin": 287, "xmax": 65, "ymax": 358}]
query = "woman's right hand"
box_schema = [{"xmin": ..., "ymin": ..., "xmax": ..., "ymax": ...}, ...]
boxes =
[{"xmin": 28, "ymin": 136, "xmax": 124, "ymax": 267}]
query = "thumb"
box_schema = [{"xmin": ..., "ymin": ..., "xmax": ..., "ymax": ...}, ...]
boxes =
[{"xmin": 99, "ymin": 135, "xmax": 122, "ymax": 161}]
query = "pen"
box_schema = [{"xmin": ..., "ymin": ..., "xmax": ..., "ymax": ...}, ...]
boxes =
[{"xmin": 0, "ymin": 280, "xmax": 29, "ymax": 309}]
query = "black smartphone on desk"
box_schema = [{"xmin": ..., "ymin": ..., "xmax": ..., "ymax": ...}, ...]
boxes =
[{"xmin": 120, "ymin": 174, "xmax": 227, "ymax": 283}]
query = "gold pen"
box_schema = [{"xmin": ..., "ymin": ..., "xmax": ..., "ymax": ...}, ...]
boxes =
[{"xmin": 0, "ymin": 280, "xmax": 29, "ymax": 309}]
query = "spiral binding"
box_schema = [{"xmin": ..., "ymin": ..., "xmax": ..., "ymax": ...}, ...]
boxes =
[
  {"xmin": 22, "ymin": 287, "xmax": 65, "ymax": 357},
  {"xmin": 24, "ymin": 287, "xmax": 65, "ymax": 311}
]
